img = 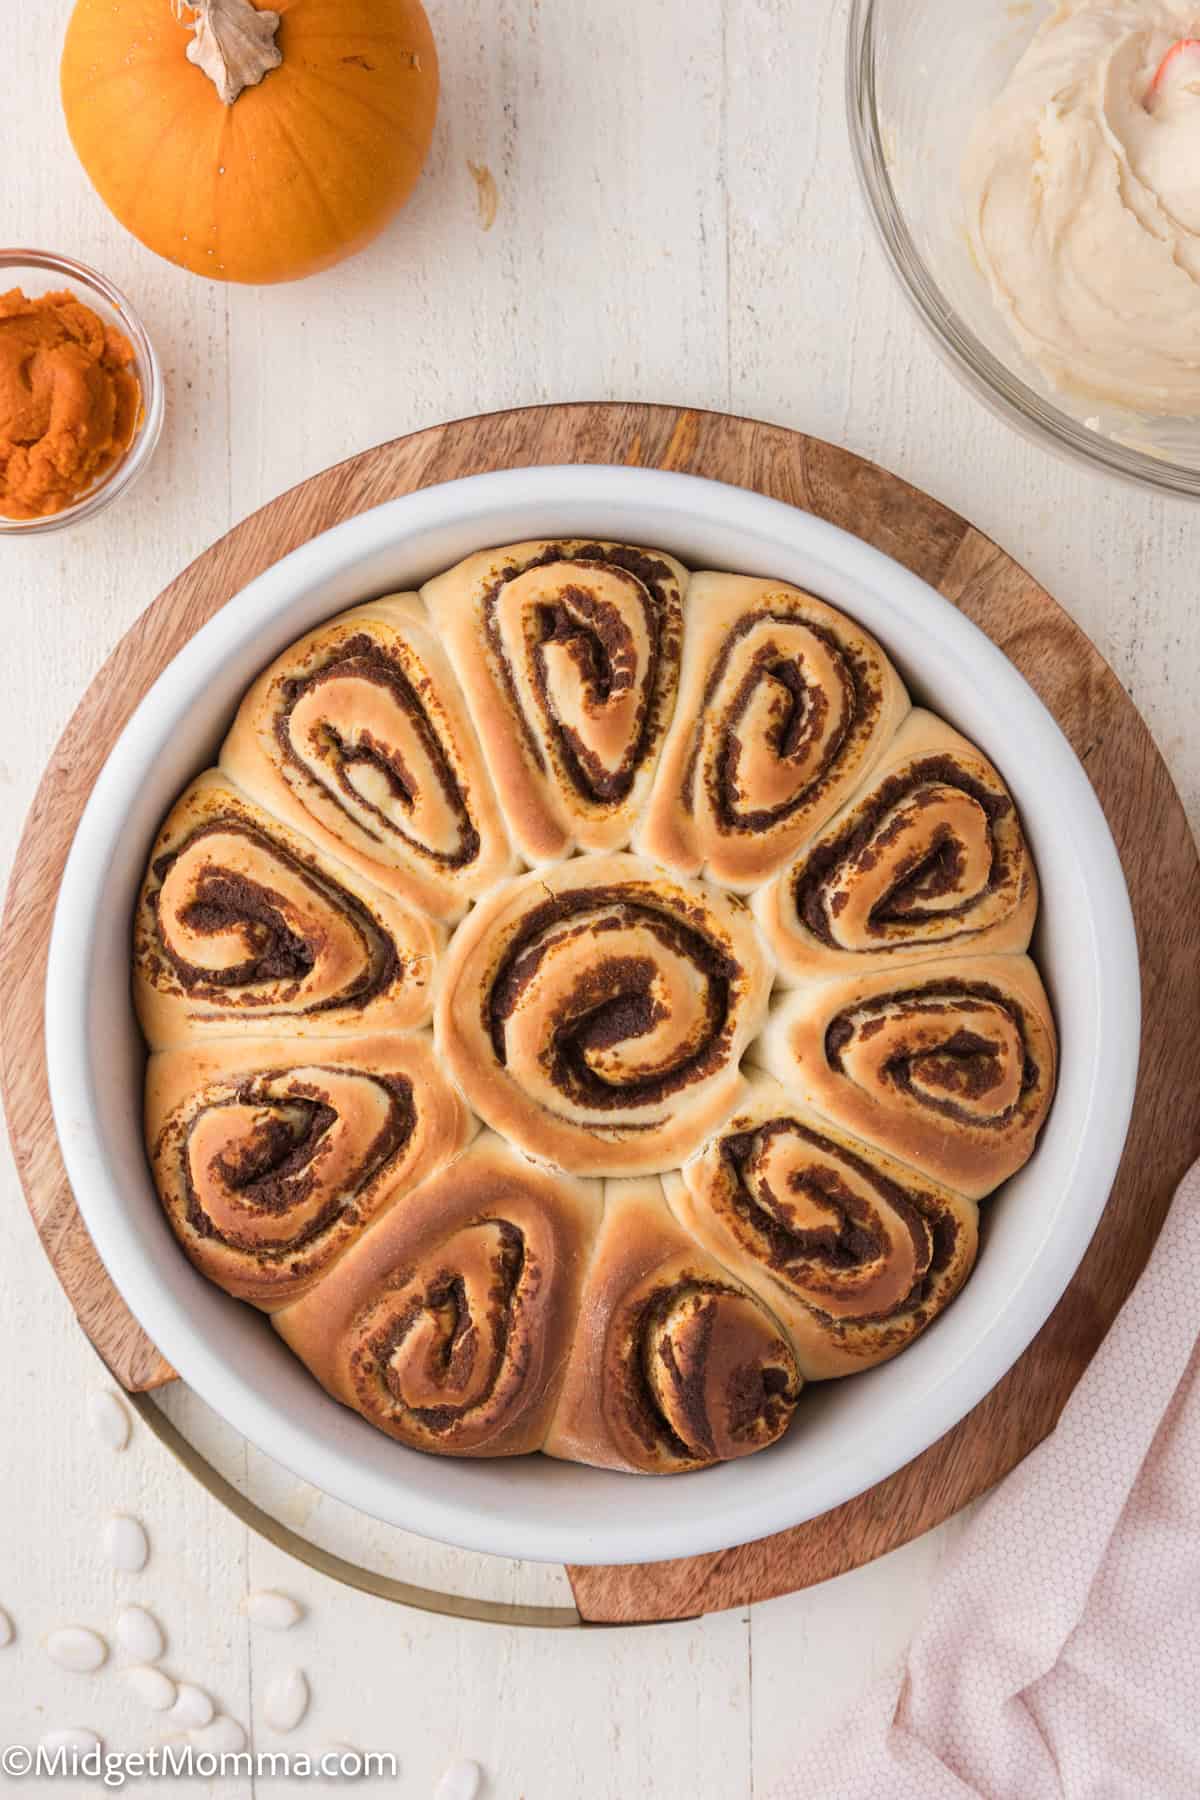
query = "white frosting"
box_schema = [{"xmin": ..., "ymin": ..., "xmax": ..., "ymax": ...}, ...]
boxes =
[{"xmin": 964, "ymin": 1, "xmax": 1200, "ymax": 414}]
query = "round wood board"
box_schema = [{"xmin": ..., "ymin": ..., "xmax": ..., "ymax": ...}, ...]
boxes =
[{"xmin": 3, "ymin": 402, "xmax": 1197, "ymax": 1627}]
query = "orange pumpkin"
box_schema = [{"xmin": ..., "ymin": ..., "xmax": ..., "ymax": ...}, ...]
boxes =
[{"xmin": 61, "ymin": 0, "xmax": 439, "ymax": 286}]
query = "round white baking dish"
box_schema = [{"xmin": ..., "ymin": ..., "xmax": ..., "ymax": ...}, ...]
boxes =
[{"xmin": 45, "ymin": 464, "xmax": 1140, "ymax": 1567}]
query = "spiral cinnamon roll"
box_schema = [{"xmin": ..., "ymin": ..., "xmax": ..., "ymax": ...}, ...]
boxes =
[
  {"xmin": 665, "ymin": 1076, "xmax": 978, "ymax": 1378},
  {"xmin": 219, "ymin": 597, "xmax": 515, "ymax": 924},
  {"xmin": 273, "ymin": 1134, "xmax": 602, "ymax": 1457},
  {"xmin": 756, "ymin": 711, "xmax": 1038, "ymax": 982},
  {"xmin": 131, "ymin": 542, "xmax": 1062, "ymax": 1478},
  {"xmin": 544, "ymin": 1176, "xmax": 801, "ymax": 1473},
  {"xmin": 145, "ymin": 1034, "xmax": 474, "ymax": 1309},
  {"xmin": 134, "ymin": 771, "xmax": 441, "ymax": 1048},
  {"xmin": 757, "ymin": 956, "xmax": 1057, "ymax": 1199},
  {"xmin": 435, "ymin": 854, "xmax": 773, "ymax": 1176},
  {"xmin": 421, "ymin": 541, "xmax": 686, "ymax": 863},
  {"xmin": 636, "ymin": 574, "xmax": 910, "ymax": 890}
]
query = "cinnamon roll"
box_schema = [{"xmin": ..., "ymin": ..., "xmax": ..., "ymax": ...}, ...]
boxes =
[
  {"xmin": 272, "ymin": 1134, "xmax": 602, "ymax": 1458},
  {"xmin": 421, "ymin": 541, "xmax": 686, "ymax": 863},
  {"xmin": 219, "ymin": 596, "xmax": 515, "ymax": 924},
  {"xmin": 544, "ymin": 1176, "xmax": 801, "ymax": 1473},
  {"xmin": 664, "ymin": 1076, "xmax": 978, "ymax": 1378},
  {"xmin": 756, "ymin": 710, "xmax": 1038, "ymax": 982},
  {"xmin": 435, "ymin": 854, "xmax": 773, "ymax": 1175},
  {"xmin": 134, "ymin": 771, "xmax": 441, "ymax": 1048},
  {"xmin": 636, "ymin": 573, "xmax": 910, "ymax": 890},
  {"xmin": 131, "ymin": 543, "xmax": 1061, "ymax": 1478},
  {"xmin": 145, "ymin": 1033, "xmax": 474, "ymax": 1309},
  {"xmin": 757, "ymin": 956, "xmax": 1057, "ymax": 1199}
]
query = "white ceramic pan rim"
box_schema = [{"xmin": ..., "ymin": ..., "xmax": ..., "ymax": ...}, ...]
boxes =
[{"xmin": 45, "ymin": 464, "xmax": 1140, "ymax": 1567}]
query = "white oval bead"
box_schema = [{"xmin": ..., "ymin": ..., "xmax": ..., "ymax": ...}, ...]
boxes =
[
  {"xmin": 0, "ymin": 1607, "xmax": 13, "ymax": 1647},
  {"xmin": 263, "ymin": 1666, "xmax": 309, "ymax": 1734},
  {"xmin": 191, "ymin": 1715, "xmax": 246, "ymax": 1754},
  {"xmin": 125, "ymin": 1666, "xmax": 176, "ymax": 1711},
  {"xmin": 104, "ymin": 1515, "xmax": 149, "ymax": 1573},
  {"xmin": 39, "ymin": 1727, "xmax": 101, "ymax": 1756},
  {"xmin": 436, "ymin": 1759, "xmax": 483, "ymax": 1800},
  {"xmin": 88, "ymin": 1391, "xmax": 131, "ymax": 1452},
  {"xmin": 46, "ymin": 1627, "xmax": 108, "ymax": 1673},
  {"xmin": 115, "ymin": 1606, "xmax": 164, "ymax": 1663},
  {"xmin": 245, "ymin": 1589, "xmax": 303, "ymax": 1631},
  {"xmin": 168, "ymin": 1683, "xmax": 214, "ymax": 1730}
]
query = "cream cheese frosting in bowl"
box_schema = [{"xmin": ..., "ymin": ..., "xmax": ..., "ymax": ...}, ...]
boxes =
[
  {"xmin": 847, "ymin": 0, "xmax": 1200, "ymax": 493},
  {"xmin": 964, "ymin": 1, "xmax": 1200, "ymax": 416}
]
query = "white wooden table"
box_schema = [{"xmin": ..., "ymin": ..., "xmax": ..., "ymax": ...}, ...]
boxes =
[{"xmin": 2, "ymin": 2, "xmax": 1196, "ymax": 1794}]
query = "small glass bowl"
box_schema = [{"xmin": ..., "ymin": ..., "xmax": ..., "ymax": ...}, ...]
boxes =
[
  {"xmin": 846, "ymin": 0, "xmax": 1200, "ymax": 499},
  {"xmin": 0, "ymin": 250, "xmax": 164, "ymax": 535}
]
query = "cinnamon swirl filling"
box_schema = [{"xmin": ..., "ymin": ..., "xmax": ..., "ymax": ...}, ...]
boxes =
[
  {"xmin": 692, "ymin": 612, "xmax": 862, "ymax": 832},
  {"xmin": 719, "ymin": 1118, "xmax": 935, "ymax": 1319},
  {"xmin": 759, "ymin": 957, "xmax": 1057, "ymax": 1200},
  {"xmin": 422, "ymin": 541, "xmax": 686, "ymax": 861},
  {"xmin": 272, "ymin": 1135, "xmax": 602, "ymax": 1457},
  {"xmin": 275, "ymin": 635, "xmax": 479, "ymax": 870},
  {"xmin": 757, "ymin": 712, "xmax": 1038, "ymax": 981},
  {"xmin": 823, "ymin": 983, "xmax": 1037, "ymax": 1131},
  {"xmin": 622, "ymin": 1274, "xmax": 800, "ymax": 1468},
  {"xmin": 668, "ymin": 1077, "xmax": 981, "ymax": 1378},
  {"xmin": 145, "ymin": 1033, "xmax": 473, "ymax": 1309},
  {"xmin": 638, "ymin": 574, "xmax": 910, "ymax": 890},
  {"xmin": 134, "ymin": 773, "xmax": 440, "ymax": 1045},
  {"xmin": 153, "ymin": 822, "xmax": 397, "ymax": 1012},
  {"xmin": 482, "ymin": 545, "xmax": 679, "ymax": 809},
  {"xmin": 352, "ymin": 1221, "xmax": 530, "ymax": 1442},
  {"xmin": 183, "ymin": 1069, "xmax": 413, "ymax": 1257},
  {"xmin": 436, "ymin": 855, "xmax": 772, "ymax": 1175},
  {"xmin": 486, "ymin": 887, "xmax": 738, "ymax": 1111}
]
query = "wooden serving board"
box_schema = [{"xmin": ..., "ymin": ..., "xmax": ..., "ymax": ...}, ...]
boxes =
[{"xmin": 3, "ymin": 403, "xmax": 1197, "ymax": 1625}]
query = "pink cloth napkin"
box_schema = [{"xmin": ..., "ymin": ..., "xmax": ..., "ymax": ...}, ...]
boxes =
[{"xmin": 780, "ymin": 1160, "xmax": 1200, "ymax": 1800}]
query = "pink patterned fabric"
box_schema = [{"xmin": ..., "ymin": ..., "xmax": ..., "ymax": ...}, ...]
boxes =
[{"xmin": 781, "ymin": 1161, "xmax": 1200, "ymax": 1800}]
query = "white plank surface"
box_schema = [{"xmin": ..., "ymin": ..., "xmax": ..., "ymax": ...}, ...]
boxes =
[{"xmin": 1, "ymin": 1, "xmax": 1196, "ymax": 1795}]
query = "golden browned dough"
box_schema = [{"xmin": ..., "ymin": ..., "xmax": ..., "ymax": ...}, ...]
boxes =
[
  {"xmin": 755, "ymin": 709, "xmax": 1038, "ymax": 982},
  {"xmin": 435, "ymin": 853, "xmax": 773, "ymax": 1175},
  {"xmin": 145, "ymin": 1033, "xmax": 474, "ymax": 1310},
  {"xmin": 273, "ymin": 1133, "xmax": 602, "ymax": 1457},
  {"xmin": 757, "ymin": 957, "xmax": 1057, "ymax": 1201},
  {"xmin": 136, "ymin": 544, "xmax": 1060, "ymax": 1478},
  {"xmin": 134, "ymin": 770, "xmax": 441, "ymax": 1048},
  {"xmin": 544, "ymin": 1175, "xmax": 801, "ymax": 1474},
  {"xmin": 665, "ymin": 1075, "xmax": 978, "ymax": 1379},
  {"xmin": 219, "ymin": 596, "xmax": 515, "ymax": 924},
  {"xmin": 636, "ymin": 573, "xmax": 910, "ymax": 890},
  {"xmin": 421, "ymin": 540, "xmax": 687, "ymax": 863}
]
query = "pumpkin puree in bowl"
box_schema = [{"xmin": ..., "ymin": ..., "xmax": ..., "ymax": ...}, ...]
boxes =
[{"xmin": 0, "ymin": 287, "xmax": 140, "ymax": 519}]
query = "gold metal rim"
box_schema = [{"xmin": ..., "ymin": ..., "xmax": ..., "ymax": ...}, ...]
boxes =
[{"xmin": 131, "ymin": 1392, "xmax": 589, "ymax": 1630}]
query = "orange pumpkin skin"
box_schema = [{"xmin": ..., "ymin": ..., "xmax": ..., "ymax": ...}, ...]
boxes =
[{"xmin": 61, "ymin": 0, "xmax": 439, "ymax": 286}]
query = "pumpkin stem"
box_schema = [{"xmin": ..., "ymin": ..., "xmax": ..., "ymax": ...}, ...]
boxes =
[{"xmin": 172, "ymin": 0, "xmax": 282, "ymax": 106}]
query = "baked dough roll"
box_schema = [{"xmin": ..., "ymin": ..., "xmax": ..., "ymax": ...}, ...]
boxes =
[
  {"xmin": 435, "ymin": 854, "xmax": 773, "ymax": 1176},
  {"xmin": 219, "ymin": 596, "xmax": 515, "ymax": 924},
  {"xmin": 134, "ymin": 771, "xmax": 441, "ymax": 1047},
  {"xmin": 544, "ymin": 1176, "xmax": 801, "ymax": 1474},
  {"xmin": 665, "ymin": 1076, "xmax": 978, "ymax": 1379},
  {"xmin": 145, "ymin": 1034, "xmax": 474, "ymax": 1310},
  {"xmin": 756, "ymin": 710, "xmax": 1037, "ymax": 982},
  {"xmin": 273, "ymin": 1133, "xmax": 602, "ymax": 1458},
  {"xmin": 756, "ymin": 957, "xmax": 1057, "ymax": 1200},
  {"xmin": 421, "ymin": 540, "xmax": 686, "ymax": 863},
  {"xmin": 636, "ymin": 573, "xmax": 910, "ymax": 889}
]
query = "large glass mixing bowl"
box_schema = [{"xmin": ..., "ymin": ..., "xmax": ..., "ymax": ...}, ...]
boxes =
[{"xmin": 847, "ymin": 0, "xmax": 1200, "ymax": 498}]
